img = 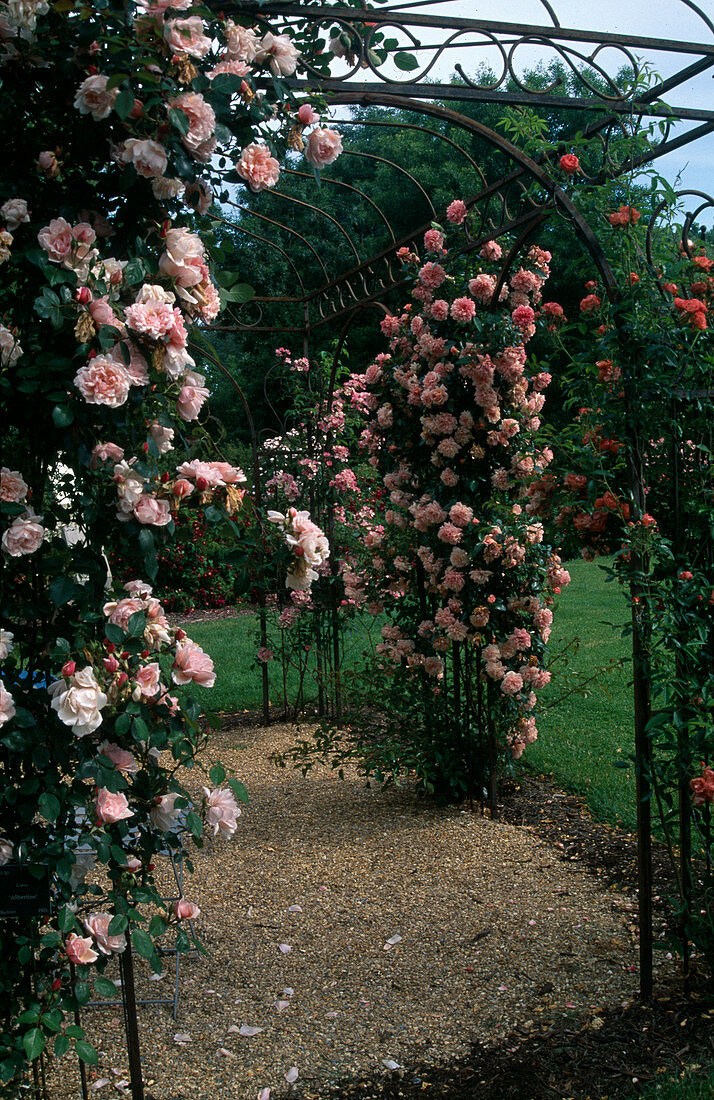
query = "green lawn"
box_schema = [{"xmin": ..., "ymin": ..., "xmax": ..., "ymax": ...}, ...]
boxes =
[
  {"xmin": 522, "ymin": 557, "xmax": 638, "ymax": 830},
  {"xmin": 630, "ymin": 1068, "xmax": 714, "ymax": 1100},
  {"xmin": 185, "ymin": 561, "xmax": 638, "ymax": 826}
]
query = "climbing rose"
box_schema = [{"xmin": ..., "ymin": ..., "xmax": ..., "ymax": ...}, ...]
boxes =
[
  {"xmin": 75, "ymin": 356, "xmax": 130, "ymax": 407},
  {"xmin": 173, "ymin": 898, "xmax": 200, "ymax": 920},
  {"xmin": 254, "ymin": 31, "xmax": 299, "ymax": 76},
  {"xmin": 73, "ymin": 74, "xmax": 117, "ymax": 120},
  {"xmin": 95, "ymin": 787, "xmax": 133, "ymax": 824},
  {"xmin": 172, "ymin": 640, "xmax": 215, "ymax": 687},
  {"xmin": 559, "ymin": 153, "xmax": 580, "ymax": 175},
  {"xmin": 49, "ymin": 666, "xmax": 108, "ymax": 737},
  {"xmin": 303, "ymin": 128, "xmax": 343, "ymax": 169},
  {"xmin": 0, "ymin": 684, "xmax": 15, "ymax": 728},
  {"xmin": 83, "ymin": 912, "xmax": 127, "ymax": 954},
  {"xmin": 118, "ymin": 138, "xmax": 168, "ymax": 179},
  {"xmin": 0, "ymin": 468, "xmax": 28, "ymax": 502},
  {"xmin": 2, "ymin": 513, "xmax": 44, "ymax": 557},
  {"xmin": 446, "ymin": 199, "xmax": 467, "ymax": 224},
  {"xmin": 163, "ymin": 16, "xmax": 211, "ymax": 58},
  {"xmin": 65, "ymin": 934, "xmax": 99, "ymax": 965},
  {"xmin": 203, "ymin": 787, "xmax": 241, "ymax": 836},
  {"xmin": 236, "ymin": 144, "xmax": 280, "ymax": 192}
]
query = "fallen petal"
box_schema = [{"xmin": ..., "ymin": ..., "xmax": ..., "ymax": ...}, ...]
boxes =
[
  {"xmin": 258, "ymin": 1090, "xmax": 271, "ymax": 1100},
  {"xmin": 279, "ymin": 944, "xmax": 292, "ymax": 954},
  {"xmin": 282, "ymin": 987, "xmax": 294, "ymax": 997},
  {"xmin": 173, "ymin": 1033, "xmax": 191, "ymax": 1045},
  {"xmin": 288, "ymin": 905, "xmax": 302, "ymax": 913},
  {"xmin": 285, "ymin": 1066, "xmax": 299, "ymax": 1084},
  {"xmin": 382, "ymin": 1059, "xmax": 400, "ymax": 1071},
  {"xmin": 217, "ymin": 1048, "xmax": 234, "ymax": 1058},
  {"xmin": 91, "ymin": 1081, "xmax": 111, "ymax": 1091},
  {"xmin": 383, "ymin": 934, "xmax": 402, "ymax": 950},
  {"xmin": 274, "ymin": 1000, "xmax": 290, "ymax": 1012},
  {"xmin": 226, "ymin": 1025, "xmax": 241, "ymax": 1034},
  {"xmin": 239, "ymin": 1025, "xmax": 264, "ymax": 1037}
]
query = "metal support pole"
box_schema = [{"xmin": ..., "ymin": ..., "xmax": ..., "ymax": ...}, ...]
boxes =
[{"xmin": 119, "ymin": 934, "xmax": 145, "ymax": 1100}]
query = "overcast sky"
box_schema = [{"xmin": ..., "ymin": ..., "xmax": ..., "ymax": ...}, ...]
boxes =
[{"xmin": 343, "ymin": 0, "xmax": 714, "ymax": 220}]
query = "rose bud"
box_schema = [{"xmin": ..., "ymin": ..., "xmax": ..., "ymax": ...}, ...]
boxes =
[
  {"xmin": 173, "ymin": 898, "xmax": 200, "ymax": 921},
  {"xmin": 103, "ymin": 655, "xmax": 119, "ymax": 673},
  {"xmin": 172, "ymin": 479, "xmax": 193, "ymax": 499},
  {"xmin": 174, "ymin": 628, "xmax": 187, "ymax": 641},
  {"xmin": 195, "ymin": 476, "xmax": 208, "ymax": 492},
  {"xmin": 75, "ymin": 287, "xmax": 93, "ymax": 305},
  {"xmin": 62, "ymin": 660, "xmax": 76, "ymax": 678},
  {"xmin": 128, "ymin": 99, "xmax": 144, "ymax": 120}
]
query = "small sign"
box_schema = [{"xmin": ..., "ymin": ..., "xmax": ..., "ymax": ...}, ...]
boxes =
[{"xmin": 0, "ymin": 865, "xmax": 51, "ymax": 918}]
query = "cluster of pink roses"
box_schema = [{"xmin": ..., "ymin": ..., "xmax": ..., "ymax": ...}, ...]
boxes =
[
  {"xmin": 1, "ymin": 466, "xmax": 44, "ymax": 558},
  {"xmin": 344, "ymin": 208, "xmax": 570, "ymax": 760},
  {"xmin": 267, "ymin": 507, "xmax": 330, "ymax": 591}
]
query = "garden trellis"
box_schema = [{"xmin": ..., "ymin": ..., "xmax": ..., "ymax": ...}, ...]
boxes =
[{"xmin": 208, "ymin": 1, "xmax": 714, "ymax": 1001}]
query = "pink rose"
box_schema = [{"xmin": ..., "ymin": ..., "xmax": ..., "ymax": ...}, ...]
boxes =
[
  {"xmin": 49, "ymin": 666, "xmax": 107, "ymax": 737},
  {"xmin": 83, "ymin": 911, "xmax": 127, "ymax": 954},
  {"xmin": 2, "ymin": 512, "xmax": 44, "ymax": 557},
  {"xmin": 108, "ymin": 342, "xmax": 148, "ymax": 386},
  {"xmin": 163, "ymin": 16, "xmax": 211, "ymax": 58},
  {"xmin": 118, "ymin": 138, "xmax": 168, "ymax": 179},
  {"xmin": 224, "ymin": 19, "xmax": 259, "ymax": 61},
  {"xmin": 159, "ymin": 228, "xmax": 205, "ymax": 287},
  {"xmin": 133, "ymin": 495, "xmax": 171, "ymax": 527},
  {"xmin": 303, "ymin": 128, "xmax": 343, "ymax": 169},
  {"xmin": 446, "ymin": 199, "xmax": 467, "ymax": 224},
  {"xmin": 176, "ymin": 373, "xmax": 209, "ymax": 421},
  {"xmin": 418, "ymin": 262, "xmax": 446, "ymax": 289},
  {"xmin": 103, "ymin": 597, "xmax": 143, "ymax": 631},
  {"xmin": 480, "ymin": 240, "xmax": 502, "ymax": 261},
  {"xmin": 450, "ymin": 296, "xmax": 476, "ymax": 323},
  {"xmin": 150, "ymin": 791, "xmax": 182, "ymax": 832},
  {"xmin": 91, "ymin": 442, "xmax": 125, "ymax": 468},
  {"xmin": 168, "ymin": 93, "xmax": 216, "ymax": 161},
  {"xmin": 125, "ymin": 299, "xmax": 176, "ymax": 340},
  {"xmin": 172, "ymin": 639, "xmax": 215, "ymax": 687},
  {"xmin": 95, "ymin": 787, "xmax": 133, "ymax": 825},
  {"xmin": 38, "ymin": 217, "xmax": 73, "ymax": 262},
  {"xmin": 254, "ymin": 31, "xmax": 300, "ymax": 76},
  {"xmin": 97, "ymin": 740, "xmax": 139, "ymax": 773},
  {"xmin": 74, "ymin": 74, "xmax": 117, "ymax": 120},
  {"xmin": 173, "ymin": 898, "xmax": 200, "ymax": 920},
  {"xmin": 65, "ymin": 933, "xmax": 99, "ymax": 965},
  {"xmin": 204, "ymin": 786, "xmax": 241, "ymax": 836},
  {"xmin": 236, "ymin": 144, "xmax": 280, "ymax": 192},
  {"xmin": 37, "ymin": 150, "xmax": 60, "ymax": 178},
  {"xmin": 0, "ymin": 683, "xmax": 15, "ymax": 728},
  {"xmin": 0, "ymin": 467, "xmax": 28, "ymax": 502},
  {"xmin": 89, "ymin": 296, "xmax": 124, "ymax": 332},
  {"xmin": 172, "ymin": 478, "xmax": 193, "ymax": 499},
  {"xmin": 297, "ymin": 103, "xmax": 319, "ymax": 125},
  {"xmin": 74, "ymin": 356, "xmax": 131, "ymax": 407},
  {"xmin": 501, "ymin": 671, "xmax": 524, "ymax": 696},
  {"xmin": 134, "ymin": 662, "xmax": 161, "ymax": 698}
]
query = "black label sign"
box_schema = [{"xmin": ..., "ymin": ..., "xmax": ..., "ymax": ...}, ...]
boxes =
[{"xmin": 0, "ymin": 865, "xmax": 51, "ymax": 918}]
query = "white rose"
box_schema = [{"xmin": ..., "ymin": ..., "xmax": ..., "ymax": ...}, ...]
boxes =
[
  {"xmin": 49, "ymin": 666, "xmax": 108, "ymax": 737},
  {"xmin": 150, "ymin": 792, "xmax": 183, "ymax": 833},
  {"xmin": 0, "ymin": 198, "xmax": 29, "ymax": 231},
  {"xmin": 0, "ymin": 325, "xmax": 22, "ymax": 366},
  {"xmin": 0, "ymin": 629, "xmax": 14, "ymax": 660}
]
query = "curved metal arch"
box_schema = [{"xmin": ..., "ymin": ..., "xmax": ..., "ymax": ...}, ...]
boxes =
[
  {"xmin": 341, "ymin": 149, "xmax": 436, "ymax": 217},
  {"xmin": 209, "ymin": 212, "xmax": 309, "ymax": 298},
  {"xmin": 328, "ymin": 90, "xmax": 619, "ymax": 298},
  {"xmin": 263, "ymin": 188, "xmax": 363, "ymax": 264},
  {"xmin": 338, "ymin": 115, "xmax": 490, "ymax": 192},
  {"xmin": 282, "ymin": 167, "xmax": 396, "ymax": 243},
  {"xmin": 224, "ymin": 198, "xmax": 330, "ymax": 284}
]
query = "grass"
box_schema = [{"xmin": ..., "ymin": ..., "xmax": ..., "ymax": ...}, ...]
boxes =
[
  {"xmin": 185, "ymin": 560, "xmax": 638, "ymax": 827},
  {"xmin": 628, "ymin": 1068, "xmax": 714, "ymax": 1099},
  {"xmin": 521, "ymin": 557, "xmax": 638, "ymax": 830}
]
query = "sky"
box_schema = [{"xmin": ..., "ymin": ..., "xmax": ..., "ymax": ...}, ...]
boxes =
[{"xmin": 326, "ymin": 0, "xmax": 714, "ymax": 222}]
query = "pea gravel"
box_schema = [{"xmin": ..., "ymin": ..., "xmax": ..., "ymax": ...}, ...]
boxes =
[{"xmin": 47, "ymin": 722, "xmax": 648, "ymax": 1099}]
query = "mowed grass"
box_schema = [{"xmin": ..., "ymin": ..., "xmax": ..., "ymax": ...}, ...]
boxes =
[
  {"xmin": 185, "ymin": 561, "xmax": 637, "ymax": 829},
  {"xmin": 521, "ymin": 557, "xmax": 637, "ymax": 830}
]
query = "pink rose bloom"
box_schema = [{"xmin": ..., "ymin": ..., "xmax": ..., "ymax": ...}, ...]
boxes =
[
  {"xmin": 176, "ymin": 373, "xmax": 209, "ymax": 421},
  {"xmin": 449, "ymin": 502, "xmax": 473, "ymax": 527},
  {"xmin": 2, "ymin": 512, "xmax": 44, "ymax": 557},
  {"xmin": 430, "ymin": 299, "xmax": 449, "ymax": 321},
  {"xmin": 133, "ymin": 495, "xmax": 171, "ymax": 527},
  {"xmin": 74, "ymin": 74, "xmax": 117, "ymax": 120},
  {"xmin": 91, "ymin": 442, "xmax": 125, "ymax": 468},
  {"xmin": 163, "ymin": 16, "xmax": 211, "ymax": 58},
  {"xmin": 418, "ymin": 262, "xmax": 446, "ymax": 289},
  {"xmin": 0, "ymin": 467, "xmax": 28, "ymax": 502},
  {"xmin": 95, "ymin": 787, "xmax": 133, "ymax": 825},
  {"xmin": 254, "ymin": 31, "xmax": 300, "ymax": 76},
  {"xmin": 75, "ymin": 356, "xmax": 130, "ymax": 407},
  {"xmin": 134, "ymin": 662, "xmax": 162, "ymax": 698},
  {"xmin": 89, "ymin": 296, "xmax": 124, "ymax": 332},
  {"xmin": 237, "ymin": 144, "xmax": 280, "ymax": 192},
  {"xmin": 1, "ymin": 198, "xmax": 29, "ymax": 231},
  {"xmin": 501, "ymin": 671, "xmax": 524, "ymax": 696},
  {"xmin": 224, "ymin": 19, "xmax": 259, "ymax": 62},
  {"xmin": 512, "ymin": 304, "xmax": 535, "ymax": 330},
  {"xmin": 0, "ymin": 683, "xmax": 15, "ymax": 728},
  {"xmin": 159, "ymin": 228, "xmax": 205, "ymax": 287},
  {"xmin": 168, "ymin": 93, "xmax": 216, "ymax": 160},
  {"xmin": 49, "ymin": 666, "xmax": 107, "ymax": 737},
  {"xmin": 97, "ymin": 740, "xmax": 139, "ymax": 773},
  {"xmin": 203, "ymin": 786, "xmax": 241, "ymax": 836},
  {"xmin": 83, "ymin": 911, "xmax": 127, "ymax": 954},
  {"xmin": 303, "ymin": 127, "xmax": 343, "ymax": 169},
  {"xmin": 119, "ymin": 138, "xmax": 168, "ymax": 179},
  {"xmin": 446, "ymin": 199, "xmax": 467, "ymax": 224},
  {"xmin": 451, "ymin": 296, "xmax": 476, "ymax": 323},
  {"xmin": 208, "ymin": 57, "xmax": 249, "ymax": 84},
  {"xmin": 38, "ymin": 217, "xmax": 73, "ymax": 262},
  {"xmin": 65, "ymin": 933, "xmax": 99, "ymax": 966},
  {"xmin": 469, "ymin": 274, "xmax": 496, "ymax": 302},
  {"xmin": 257, "ymin": 647, "xmax": 273, "ymax": 663},
  {"xmin": 480, "ymin": 239, "xmax": 502, "ymax": 261},
  {"xmin": 149, "ymin": 422, "xmax": 174, "ymax": 454},
  {"xmin": 103, "ymin": 597, "xmax": 143, "ymax": 631},
  {"xmin": 172, "ymin": 639, "xmax": 215, "ymax": 687},
  {"xmin": 107, "ymin": 342, "xmax": 148, "ymax": 386},
  {"xmin": 172, "ymin": 478, "xmax": 193, "ymax": 499},
  {"xmin": 151, "ymin": 792, "xmax": 183, "ymax": 832},
  {"xmin": 424, "ymin": 229, "xmax": 445, "ymax": 253},
  {"xmin": 125, "ymin": 299, "xmax": 176, "ymax": 340},
  {"xmin": 437, "ymin": 522, "xmax": 462, "ymax": 545},
  {"xmin": 173, "ymin": 898, "xmax": 200, "ymax": 920},
  {"xmin": 37, "ymin": 150, "xmax": 60, "ymax": 178},
  {"xmin": 297, "ymin": 103, "xmax": 319, "ymax": 125},
  {"xmin": 423, "ymin": 656, "xmax": 445, "ymax": 678}
]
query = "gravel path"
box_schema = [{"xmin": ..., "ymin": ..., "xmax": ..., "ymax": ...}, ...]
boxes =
[{"xmin": 48, "ymin": 722, "xmax": 644, "ymax": 1099}]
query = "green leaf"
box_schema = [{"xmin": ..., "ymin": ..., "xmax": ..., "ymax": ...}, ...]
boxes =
[
  {"xmin": 58, "ymin": 906, "xmax": 77, "ymax": 933},
  {"xmin": 49, "ymin": 575, "xmax": 80, "ymax": 607},
  {"xmin": 52, "ymin": 404, "xmax": 74, "ymax": 429},
  {"xmin": 108, "ymin": 913, "xmax": 128, "ymax": 936},
  {"xmin": 169, "ymin": 106, "xmax": 190, "ymax": 135},
  {"xmin": 74, "ymin": 981, "xmax": 90, "ymax": 1006},
  {"xmin": 204, "ymin": 504, "xmax": 223, "ymax": 524},
  {"xmin": 394, "ymin": 51, "xmax": 419, "ymax": 71},
  {"xmin": 227, "ymin": 777, "xmax": 249, "ymax": 804},
  {"xmin": 75, "ymin": 1040, "xmax": 99, "ymax": 1065},
  {"xmin": 127, "ymin": 611, "xmax": 147, "ymax": 637},
  {"xmin": 38, "ymin": 792, "xmax": 60, "ymax": 822},
  {"xmin": 186, "ymin": 810, "xmax": 203, "ymax": 839},
  {"xmin": 23, "ymin": 1028, "xmax": 45, "ymax": 1061},
  {"xmin": 123, "ymin": 257, "xmax": 146, "ymax": 286},
  {"xmin": 209, "ymin": 73, "xmax": 246, "ymax": 96},
  {"xmin": 209, "ymin": 764, "xmax": 226, "ymax": 786},
  {"xmin": 94, "ymin": 976, "xmax": 118, "ymax": 999},
  {"xmin": 114, "ymin": 87, "xmax": 135, "ymax": 121},
  {"xmin": 54, "ymin": 1034, "xmax": 70, "ymax": 1057},
  {"xmin": 105, "ymin": 623, "xmax": 125, "ymax": 645}
]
